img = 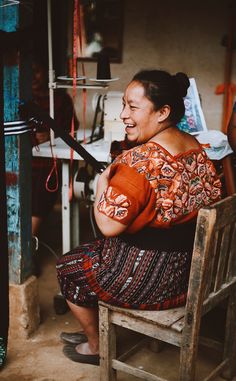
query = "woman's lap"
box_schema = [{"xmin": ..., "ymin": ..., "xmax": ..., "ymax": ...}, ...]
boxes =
[{"xmin": 56, "ymin": 237, "xmax": 191, "ymax": 310}]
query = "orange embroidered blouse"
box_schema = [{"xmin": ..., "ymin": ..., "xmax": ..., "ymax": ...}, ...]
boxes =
[{"xmin": 97, "ymin": 142, "xmax": 222, "ymax": 233}]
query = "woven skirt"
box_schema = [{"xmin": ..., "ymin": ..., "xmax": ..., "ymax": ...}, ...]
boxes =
[{"xmin": 56, "ymin": 236, "xmax": 191, "ymax": 310}]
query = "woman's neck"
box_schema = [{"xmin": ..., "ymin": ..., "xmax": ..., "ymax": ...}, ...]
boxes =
[{"xmin": 150, "ymin": 124, "xmax": 177, "ymax": 143}]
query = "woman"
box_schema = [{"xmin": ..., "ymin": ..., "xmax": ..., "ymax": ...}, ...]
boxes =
[{"xmin": 56, "ymin": 70, "xmax": 221, "ymax": 365}]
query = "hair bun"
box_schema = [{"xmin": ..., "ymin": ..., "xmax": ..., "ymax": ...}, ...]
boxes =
[{"xmin": 174, "ymin": 72, "xmax": 190, "ymax": 97}]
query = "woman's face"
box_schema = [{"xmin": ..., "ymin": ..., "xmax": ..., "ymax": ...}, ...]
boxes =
[{"xmin": 120, "ymin": 81, "xmax": 161, "ymax": 144}]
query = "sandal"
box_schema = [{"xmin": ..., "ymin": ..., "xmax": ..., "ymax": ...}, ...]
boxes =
[
  {"xmin": 63, "ymin": 344, "xmax": 99, "ymax": 366},
  {"xmin": 60, "ymin": 331, "xmax": 88, "ymax": 345}
]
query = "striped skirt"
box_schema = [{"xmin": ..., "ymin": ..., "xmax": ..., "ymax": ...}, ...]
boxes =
[{"xmin": 56, "ymin": 236, "xmax": 191, "ymax": 310}]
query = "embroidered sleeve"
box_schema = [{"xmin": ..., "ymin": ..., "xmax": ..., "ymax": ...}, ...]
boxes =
[{"xmin": 97, "ymin": 163, "xmax": 153, "ymax": 225}]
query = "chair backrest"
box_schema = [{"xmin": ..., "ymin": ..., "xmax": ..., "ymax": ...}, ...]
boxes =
[{"xmin": 185, "ymin": 194, "xmax": 236, "ymax": 323}]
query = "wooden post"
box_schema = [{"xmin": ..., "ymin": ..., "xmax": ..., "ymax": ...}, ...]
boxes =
[
  {"xmin": 221, "ymin": 1, "xmax": 236, "ymax": 195},
  {"xmin": 0, "ymin": 29, "xmax": 9, "ymax": 369},
  {"xmin": 0, "ymin": 2, "xmax": 33, "ymax": 284}
]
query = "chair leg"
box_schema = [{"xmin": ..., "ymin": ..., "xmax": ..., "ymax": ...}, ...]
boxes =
[
  {"xmin": 99, "ymin": 305, "xmax": 117, "ymax": 381},
  {"xmin": 222, "ymin": 292, "xmax": 236, "ymax": 380},
  {"xmin": 179, "ymin": 314, "xmax": 200, "ymax": 381},
  {"xmin": 179, "ymin": 342, "xmax": 198, "ymax": 381},
  {"xmin": 148, "ymin": 339, "xmax": 164, "ymax": 353}
]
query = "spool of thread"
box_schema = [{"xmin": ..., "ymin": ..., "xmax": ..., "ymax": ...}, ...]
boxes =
[{"xmin": 96, "ymin": 53, "xmax": 111, "ymax": 80}]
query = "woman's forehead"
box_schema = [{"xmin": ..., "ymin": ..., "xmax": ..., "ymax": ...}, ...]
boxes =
[{"xmin": 124, "ymin": 81, "xmax": 145, "ymax": 100}]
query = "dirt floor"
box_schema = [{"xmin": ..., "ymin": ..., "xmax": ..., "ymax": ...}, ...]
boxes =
[{"xmin": 0, "ymin": 202, "xmax": 234, "ymax": 381}]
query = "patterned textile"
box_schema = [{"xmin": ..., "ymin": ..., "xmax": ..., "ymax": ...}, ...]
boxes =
[
  {"xmin": 57, "ymin": 237, "xmax": 191, "ymax": 310},
  {"xmin": 98, "ymin": 142, "xmax": 221, "ymax": 232}
]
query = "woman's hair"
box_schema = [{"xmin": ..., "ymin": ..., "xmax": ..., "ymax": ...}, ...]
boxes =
[{"xmin": 132, "ymin": 70, "xmax": 190, "ymax": 124}]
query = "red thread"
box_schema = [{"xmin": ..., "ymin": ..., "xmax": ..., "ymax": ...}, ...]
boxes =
[{"xmin": 45, "ymin": 142, "xmax": 59, "ymax": 193}]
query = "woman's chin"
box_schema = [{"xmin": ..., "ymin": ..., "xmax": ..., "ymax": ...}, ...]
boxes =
[{"xmin": 126, "ymin": 134, "xmax": 137, "ymax": 142}]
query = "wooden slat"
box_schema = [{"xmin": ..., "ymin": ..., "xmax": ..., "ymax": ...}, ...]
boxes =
[
  {"xmin": 214, "ymin": 225, "xmax": 231, "ymax": 291},
  {"xmin": 212, "ymin": 196, "xmax": 236, "ymax": 230},
  {"xmin": 226, "ymin": 222, "xmax": 236, "ymax": 281},
  {"xmin": 203, "ymin": 230, "xmax": 219, "ymax": 299},
  {"xmin": 111, "ymin": 310, "xmax": 182, "ymax": 347},
  {"xmin": 202, "ymin": 279, "xmax": 236, "ymax": 315},
  {"xmin": 112, "ymin": 359, "xmax": 168, "ymax": 381},
  {"xmin": 199, "ymin": 336, "xmax": 223, "ymax": 353},
  {"xmin": 99, "ymin": 302, "xmax": 185, "ymax": 328},
  {"xmin": 117, "ymin": 338, "xmax": 149, "ymax": 362},
  {"xmin": 202, "ymin": 359, "xmax": 229, "ymax": 381}
]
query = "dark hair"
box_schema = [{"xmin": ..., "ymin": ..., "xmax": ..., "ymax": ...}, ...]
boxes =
[{"xmin": 132, "ymin": 70, "xmax": 190, "ymax": 124}]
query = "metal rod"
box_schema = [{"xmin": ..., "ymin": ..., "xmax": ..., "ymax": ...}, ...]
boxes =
[{"xmin": 47, "ymin": 0, "xmax": 55, "ymax": 145}]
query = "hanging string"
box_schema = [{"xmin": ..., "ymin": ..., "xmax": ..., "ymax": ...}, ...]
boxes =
[
  {"xmin": 32, "ymin": 126, "xmax": 59, "ymax": 193},
  {"xmin": 77, "ymin": 1, "xmax": 87, "ymax": 144},
  {"xmin": 45, "ymin": 141, "xmax": 59, "ymax": 193}
]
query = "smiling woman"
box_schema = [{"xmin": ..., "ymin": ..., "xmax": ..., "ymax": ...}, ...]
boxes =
[{"xmin": 56, "ymin": 69, "xmax": 222, "ymax": 366}]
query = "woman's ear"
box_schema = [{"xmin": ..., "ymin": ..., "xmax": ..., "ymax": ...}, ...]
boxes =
[{"xmin": 157, "ymin": 105, "xmax": 171, "ymax": 122}]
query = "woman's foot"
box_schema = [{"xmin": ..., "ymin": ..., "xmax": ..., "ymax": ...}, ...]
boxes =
[
  {"xmin": 63, "ymin": 342, "xmax": 99, "ymax": 365},
  {"xmin": 75, "ymin": 342, "xmax": 99, "ymax": 355}
]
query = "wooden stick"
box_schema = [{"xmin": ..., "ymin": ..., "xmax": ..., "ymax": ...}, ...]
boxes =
[{"xmin": 221, "ymin": 1, "xmax": 236, "ymax": 195}]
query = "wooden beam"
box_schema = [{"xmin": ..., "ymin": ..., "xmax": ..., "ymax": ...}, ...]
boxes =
[{"xmin": 1, "ymin": 1, "xmax": 33, "ymax": 284}]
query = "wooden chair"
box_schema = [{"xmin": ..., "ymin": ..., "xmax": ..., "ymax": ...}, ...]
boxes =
[{"xmin": 99, "ymin": 194, "xmax": 236, "ymax": 381}]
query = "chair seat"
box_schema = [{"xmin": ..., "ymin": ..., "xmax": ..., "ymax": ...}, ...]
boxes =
[{"xmin": 99, "ymin": 301, "xmax": 185, "ymax": 333}]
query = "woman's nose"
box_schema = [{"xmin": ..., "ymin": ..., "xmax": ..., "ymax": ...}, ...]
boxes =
[{"xmin": 120, "ymin": 106, "xmax": 129, "ymax": 120}]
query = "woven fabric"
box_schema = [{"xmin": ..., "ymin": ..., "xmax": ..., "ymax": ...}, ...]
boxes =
[{"xmin": 56, "ymin": 236, "xmax": 191, "ymax": 310}]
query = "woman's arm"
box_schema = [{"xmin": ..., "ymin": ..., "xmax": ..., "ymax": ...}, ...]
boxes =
[
  {"xmin": 93, "ymin": 166, "xmax": 127, "ymax": 237},
  {"xmin": 228, "ymin": 102, "xmax": 236, "ymax": 153}
]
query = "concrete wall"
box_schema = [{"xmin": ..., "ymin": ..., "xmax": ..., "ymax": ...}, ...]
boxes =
[{"xmin": 73, "ymin": 0, "xmax": 236, "ymax": 132}]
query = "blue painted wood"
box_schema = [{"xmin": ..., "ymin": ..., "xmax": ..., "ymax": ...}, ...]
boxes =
[
  {"xmin": 0, "ymin": 1, "xmax": 19, "ymax": 32},
  {"xmin": 0, "ymin": 21, "xmax": 9, "ymax": 367},
  {"xmin": 1, "ymin": 1, "xmax": 32, "ymax": 284}
]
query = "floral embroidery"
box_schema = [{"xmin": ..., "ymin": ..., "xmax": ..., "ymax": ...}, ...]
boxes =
[
  {"xmin": 98, "ymin": 186, "xmax": 131, "ymax": 220},
  {"xmin": 113, "ymin": 142, "xmax": 221, "ymax": 224}
]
